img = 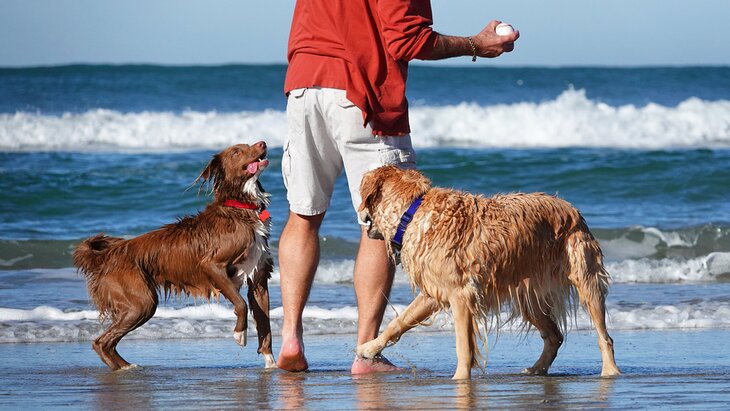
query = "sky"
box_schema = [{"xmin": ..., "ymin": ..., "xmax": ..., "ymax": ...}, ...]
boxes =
[{"xmin": 1, "ymin": 0, "xmax": 729, "ymax": 67}]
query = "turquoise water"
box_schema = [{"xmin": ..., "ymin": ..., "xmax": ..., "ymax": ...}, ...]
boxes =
[
  {"xmin": 3, "ymin": 65, "xmax": 729, "ymax": 113},
  {"xmin": 1, "ymin": 148, "xmax": 729, "ymax": 264}
]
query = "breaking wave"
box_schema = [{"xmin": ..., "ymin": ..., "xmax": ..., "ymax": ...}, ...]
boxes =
[{"xmin": 2, "ymin": 89, "xmax": 730, "ymax": 151}]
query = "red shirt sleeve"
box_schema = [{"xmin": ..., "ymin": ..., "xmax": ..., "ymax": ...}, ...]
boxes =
[{"xmin": 376, "ymin": 0, "xmax": 438, "ymax": 61}]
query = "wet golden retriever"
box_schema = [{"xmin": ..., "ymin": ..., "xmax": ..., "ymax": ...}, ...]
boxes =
[
  {"xmin": 74, "ymin": 142, "xmax": 275, "ymax": 370},
  {"xmin": 355, "ymin": 166, "xmax": 620, "ymax": 379}
]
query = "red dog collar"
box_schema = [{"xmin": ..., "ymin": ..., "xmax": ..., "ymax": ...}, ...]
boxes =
[{"xmin": 223, "ymin": 200, "xmax": 270, "ymax": 222}]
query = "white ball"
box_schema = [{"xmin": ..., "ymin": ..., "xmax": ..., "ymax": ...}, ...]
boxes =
[{"xmin": 495, "ymin": 23, "xmax": 515, "ymax": 36}]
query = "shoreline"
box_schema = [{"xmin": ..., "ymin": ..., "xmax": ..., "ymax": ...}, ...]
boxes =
[{"xmin": 2, "ymin": 329, "xmax": 729, "ymax": 409}]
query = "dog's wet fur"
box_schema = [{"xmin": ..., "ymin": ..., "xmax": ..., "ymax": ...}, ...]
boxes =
[
  {"xmin": 356, "ymin": 166, "xmax": 620, "ymax": 379},
  {"xmin": 74, "ymin": 142, "xmax": 276, "ymax": 370}
]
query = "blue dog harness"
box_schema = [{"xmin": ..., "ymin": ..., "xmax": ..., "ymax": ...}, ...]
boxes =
[{"xmin": 391, "ymin": 196, "xmax": 424, "ymax": 251}]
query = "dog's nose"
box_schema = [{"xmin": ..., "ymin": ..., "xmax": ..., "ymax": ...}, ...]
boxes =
[{"xmin": 255, "ymin": 141, "xmax": 267, "ymax": 150}]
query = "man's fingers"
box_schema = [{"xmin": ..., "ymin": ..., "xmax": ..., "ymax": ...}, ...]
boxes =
[
  {"xmin": 499, "ymin": 30, "xmax": 518, "ymax": 53},
  {"xmin": 485, "ymin": 20, "xmax": 501, "ymax": 31},
  {"xmin": 502, "ymin": 31, "xmax": 519, "ymax": 43}
]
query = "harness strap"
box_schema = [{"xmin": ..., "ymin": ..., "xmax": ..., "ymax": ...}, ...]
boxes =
[{"xmin": 391, "ymin": 196, "xmax": 424, "ymax": 251}]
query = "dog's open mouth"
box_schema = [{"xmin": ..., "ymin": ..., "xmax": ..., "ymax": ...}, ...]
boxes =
[{"xmin": 246, "ymin": 154, "xmax": 269, "ymax": 174}]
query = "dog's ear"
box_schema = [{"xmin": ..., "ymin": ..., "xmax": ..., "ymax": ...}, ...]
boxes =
[
  {"xmin": 193, "ymin": 154, "xmax": 224, "ymax": 194},
  {"xmin": 358, "ymin": 169, "xmax": 383, "ymax": 212}
]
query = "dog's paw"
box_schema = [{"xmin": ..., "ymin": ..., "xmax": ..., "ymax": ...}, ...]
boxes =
[
  {"xmin": 356, "ymin": 341, "xmax": 383, "ymax": 359},
  {"xmin": 234, "ymin": 330, "xmax": 247, "ymax": 347},
  {"xmin": 263, "ymin": 353, "xmax": 277, "ymax": 369},
  {"xmin": 451, "ymin": 370, "xmax": 472, "ymax": 380},
  {"xmin": 600, "ymin": 367, "xmax": 621, "ymax": 377},
  {"xmin": 521, "ymin": 366, "xmax": 548, "ymax": 376}
]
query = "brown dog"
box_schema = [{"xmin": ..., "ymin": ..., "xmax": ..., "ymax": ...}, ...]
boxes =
[
  {"xmin": 74, "ymin": 142, "xmax": 275, "ymax": 370},
  {"xmin": 355, "ymin": 166, "xmax": 620, "ymax": 379}
]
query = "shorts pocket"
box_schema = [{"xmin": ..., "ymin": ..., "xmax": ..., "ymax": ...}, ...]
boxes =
[
  {"xmin": 336, "ymin": 94, "xmax": 357, "ymax": 109},
  {"xmin": 378, "ymin": 146, "xmax": 417, "ymax": 168},
  {"xmin": 289, "ymin": 88, "xmax": 306, "ymax": 98}
]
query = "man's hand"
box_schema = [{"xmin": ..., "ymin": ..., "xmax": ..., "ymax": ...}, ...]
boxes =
[
  {"xmin": 471, "ymin": 20, "xmax": 520, "ymax": 58},
  {"xmin": 425, "ymin": 19, "xmax": 520, "ymax": 61}
]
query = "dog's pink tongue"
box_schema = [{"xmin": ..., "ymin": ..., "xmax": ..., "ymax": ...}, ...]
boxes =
[{"xmin": 247, "ymin": 159, "xmax": 268, "ymax": 174}]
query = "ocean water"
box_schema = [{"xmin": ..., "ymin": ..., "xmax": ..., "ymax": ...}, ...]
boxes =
[{"xmin": 1, "ymin": 64, "xmax": 729, "ymax": 346}]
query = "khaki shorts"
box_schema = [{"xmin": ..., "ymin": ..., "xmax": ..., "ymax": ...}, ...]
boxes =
[{"xmin": 282, "ymin": 87, "xmax": 417, "ymax": 220}]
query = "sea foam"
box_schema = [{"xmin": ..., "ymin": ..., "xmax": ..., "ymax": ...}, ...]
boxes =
[
  {"xmin": 286, "ymin": 252, "xmax": 730, "ymax": 285},
  {"xmin": 2, "ymin": 89, "xmax": 729, "ymax": 151},
  {"xmin": 2, "ymin": 300, "xmax": 729, "ymax": 343},
  {"xmin": 608, "ymin": 253, "xmax": 730, "ymax": 283}
]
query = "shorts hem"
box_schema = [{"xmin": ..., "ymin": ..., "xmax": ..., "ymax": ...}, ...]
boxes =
[{"xmin": 289, "ymin": 205, "xmax": 327, "ymax": 216}]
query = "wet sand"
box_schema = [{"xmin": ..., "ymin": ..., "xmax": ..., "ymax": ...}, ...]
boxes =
[{"xmin": 1, "ymin": 329, "xmax": 729, "ymax": 409}]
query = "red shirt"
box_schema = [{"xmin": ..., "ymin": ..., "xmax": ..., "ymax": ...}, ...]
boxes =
[{"xmin": 284, "ymin": 0, "xmax": 438, "ymax": 136}]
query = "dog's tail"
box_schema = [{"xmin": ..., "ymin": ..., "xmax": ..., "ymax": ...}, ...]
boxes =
[
  {"xmin": 566, "ymin": 219, "xmax": 610, "ymax": 310},
  {"xmin": 73, "ymin": 234, "xmax": 125, "ymax": 317},
  {"xmin": 566, "ymin": 218, "xmax": 621, "ymax": 376}
]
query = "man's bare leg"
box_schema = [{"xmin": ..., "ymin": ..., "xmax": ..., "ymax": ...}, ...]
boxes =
[
  {"xmin": 351, "ymin": 227, "xmax": 400, "ymax": 374},
  {"xmin": 276, "ymin": 212, "xmax": 324, "ymax": 372}
]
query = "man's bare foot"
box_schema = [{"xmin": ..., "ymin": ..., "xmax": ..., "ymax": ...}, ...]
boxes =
[
  {"xmin": 351, "ymin": 355, "xmax": 401, "ymax": 375},
  {"xmin": 277, "ymin": 338, "xmax": 308, "ymax": 372}
]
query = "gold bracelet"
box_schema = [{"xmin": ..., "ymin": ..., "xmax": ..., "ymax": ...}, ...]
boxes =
[{"xmin": 467, "ymin": 37, "xmax": 477, "ymax": 62}]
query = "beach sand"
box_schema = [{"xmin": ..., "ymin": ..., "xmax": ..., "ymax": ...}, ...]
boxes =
[{"xmin": 2, "ymin": 329, "xmax": 729, "ymax": 409}]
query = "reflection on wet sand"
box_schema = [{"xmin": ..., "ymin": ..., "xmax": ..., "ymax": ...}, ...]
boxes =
[
  {"xmin": 273, "ymin": 372, "xmax": 306, "ymax": 410},
  {"xmin": 232, "ymin": 367, "xmax": 274, "ymax": 408},
  {"xmin": 88, "ymin": 362, "xmax": 618, "ymax": 410},
  {"xmin": 6, "ymin": 331, "xmax": 730, "ymax": 409},
  {"xmin": 454, "ymin": 380, "xmax": 477, "ymax": 410},
  {"xmin": 93, "ymin": 366, "xmax": 283, "ymax": 409},
  {"xmin": 350, "ymin": 371, "xmax": 617, "ymax": 409},
  {"xmin": 94, "ymin": 368, "xmax": 154, "ymax": 410}
]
